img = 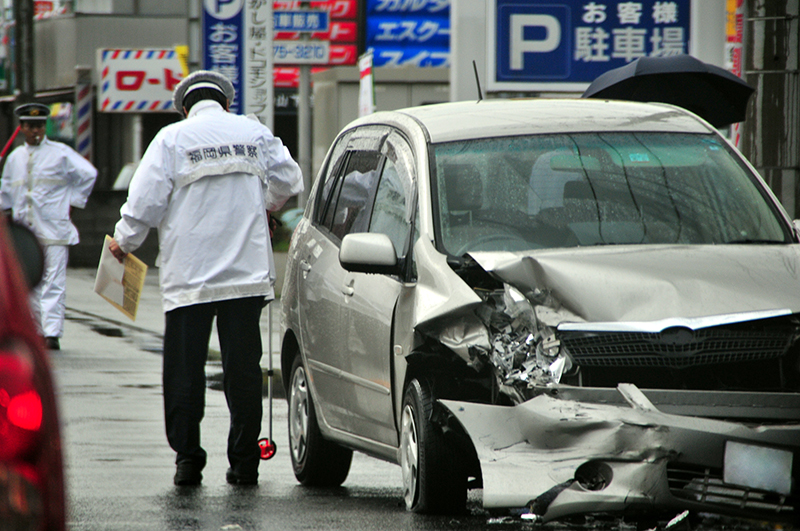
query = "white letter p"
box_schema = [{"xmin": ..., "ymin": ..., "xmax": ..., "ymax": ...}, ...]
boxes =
[{"xmin": 510, "ymin": 14, "xmax": 561, "ymax": 70}]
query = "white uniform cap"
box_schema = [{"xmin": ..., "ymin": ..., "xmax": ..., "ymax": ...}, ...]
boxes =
[{"xmin": 172, "ymin": 70, "xmax": 235, "ymax": 115}]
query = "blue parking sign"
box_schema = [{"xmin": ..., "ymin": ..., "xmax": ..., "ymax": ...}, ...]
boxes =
[
  {"xmin": 488, "ymin": 0, "xmax": 691, "ymax": 91},
  {"xmin": 496, "ymin": 4, "xmax": 571, "ymax": 81}
]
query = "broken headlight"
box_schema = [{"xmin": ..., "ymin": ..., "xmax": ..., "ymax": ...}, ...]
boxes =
[{"xmin": 485, "ymin": 285, "xmax": 573, "ymax": 388}]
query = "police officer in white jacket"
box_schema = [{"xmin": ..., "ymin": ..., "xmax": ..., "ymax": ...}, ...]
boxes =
[
  {"xmin": 108, "ymin": 71, "xmax": 303, "ymax": 486},
  {"xmin": 0, "ymin": 103, "xmax": 97, "ymax": 350}
]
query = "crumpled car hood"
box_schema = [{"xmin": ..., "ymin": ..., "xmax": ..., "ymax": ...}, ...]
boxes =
[{"xmin": 469, "ymin": 244, "xmax": 800, "ymax": 326}]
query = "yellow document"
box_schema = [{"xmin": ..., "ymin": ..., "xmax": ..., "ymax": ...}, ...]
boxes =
[{"xmin": 93, "ymin": 235, "xmax": 148, "ymax": 321}]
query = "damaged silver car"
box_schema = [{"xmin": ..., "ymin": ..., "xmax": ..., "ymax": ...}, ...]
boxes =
[{"xmin": 280, "ymin": 98, "xmax": 799, "ymax": 523}]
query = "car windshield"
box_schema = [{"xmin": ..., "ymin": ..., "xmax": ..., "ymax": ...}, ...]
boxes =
[{"xmin": 433, "ymin": 132, "xmax": 790, "ymax": 256}]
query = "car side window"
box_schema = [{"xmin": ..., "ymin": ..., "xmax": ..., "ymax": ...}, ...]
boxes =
[
  {"xmin": 329, "ymin": 151, "xmax": 384, "ymax": 241},
  {"xmin": 313, "ymin": 130, "xmax": 353, "ymax": 225},
  {"xmin": 369, "ymin": 132, "xmax": 416, "ymax": 260}
]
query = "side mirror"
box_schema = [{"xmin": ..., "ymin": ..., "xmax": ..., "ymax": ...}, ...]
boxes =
[
  {"xmin": 339, "ymin": 232, "xmax": 400, "ymax": 275},
  {"xmin": 8, "ymin": 220, "xmax": 44, "ymax": 290}
]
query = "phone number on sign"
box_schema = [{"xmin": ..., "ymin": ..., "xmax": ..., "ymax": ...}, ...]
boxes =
[{"xmin": 273, "ymin": 41, "xmax": 330, "ymax": 64}]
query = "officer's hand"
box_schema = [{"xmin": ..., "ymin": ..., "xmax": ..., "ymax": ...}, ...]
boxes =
[{"xmin": 108, "ymin": 237, "xmax": 127, "ymax": 263}]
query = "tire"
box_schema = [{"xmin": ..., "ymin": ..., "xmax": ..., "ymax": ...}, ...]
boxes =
[
  {"xmin": 288, "ymin": 355, "xmax": 352, "ymax": 486},
  {"xmin": 399, "ymin": 378, "xmax": 467, "ymax": 514}
]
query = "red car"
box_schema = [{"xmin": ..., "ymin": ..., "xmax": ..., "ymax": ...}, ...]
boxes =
[{"xmin": 0, "ymin": 214, "xmax": 65, "ymax": 530}]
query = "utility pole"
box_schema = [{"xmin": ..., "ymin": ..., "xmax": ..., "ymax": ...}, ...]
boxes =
[
  {"xmin": 12, "ymin": 0, "xmax": 35, "ymax": 103},
  {"xmin": 740, "ymin": 1, "xmax": 799, "ymax": 219},
  {"xmin": 297, "ymin": 0, "xmax": 312, "ymax": 209}
]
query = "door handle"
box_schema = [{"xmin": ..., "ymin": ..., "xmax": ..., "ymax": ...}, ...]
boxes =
[{"xmin": 342, "ymin": 278, "xmax": 355, "ymax": 297}]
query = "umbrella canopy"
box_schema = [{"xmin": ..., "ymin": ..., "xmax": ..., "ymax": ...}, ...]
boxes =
[{"xmin": 582, "ymin": 54, "xmax": 755, "ymax": 128}]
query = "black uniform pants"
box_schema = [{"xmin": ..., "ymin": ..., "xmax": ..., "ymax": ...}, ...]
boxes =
[{"xmin": 163, "ymin": 296, "xmax": 264, "ymax": 476}]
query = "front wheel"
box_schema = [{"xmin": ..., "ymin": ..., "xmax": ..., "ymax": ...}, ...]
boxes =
[
  {"xmin": 399, "ymin": 378, "xmax": 467, "ymax": 514},
  {"xmin": 288, "ymin": 355, "xmax": 352, "ymax": 486}
]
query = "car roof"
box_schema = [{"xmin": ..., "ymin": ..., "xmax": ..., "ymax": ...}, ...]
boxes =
[{"xmin": 380, "ymin": 98, "xmax": 715, "ymax": 144}]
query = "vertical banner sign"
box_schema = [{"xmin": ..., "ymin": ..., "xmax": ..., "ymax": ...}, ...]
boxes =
[
  {"xmin": 488, "ymin": 0, "xmax": 690, "ymax": 92},
  {"xmin": 203, "ymin": 0, "xmax": 245, "ymax": 114},
  {"xmin": 203, "ymin": 0, "xmax": 272, "ymax": 121},
  {"xmin": 725, "ymin": 0, "xmax": 745, "ymax": 146},
  {"xmin": 245, "ymin": 0, "xmax": 273, "ymax": 125},
  {"xmin": 358, "ymin": 51, "xmax": 375, "ymax": 117},
  {"xmin": 75, "ymin": 82, "xmax": 92, "ymax": 160}
]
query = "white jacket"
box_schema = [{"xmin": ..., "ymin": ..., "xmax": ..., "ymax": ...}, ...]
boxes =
[
  {"xmin": 114, "ymin": 101, "xmax": 303, "ymax": 312},
  {"xmin": 0, "ymin": 137, "xmax": 97, "ymax": 245}
]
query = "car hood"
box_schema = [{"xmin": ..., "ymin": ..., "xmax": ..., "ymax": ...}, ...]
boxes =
[{"xmin": 468, "ymin": 244, "xmax": 800, "ymax": 329}]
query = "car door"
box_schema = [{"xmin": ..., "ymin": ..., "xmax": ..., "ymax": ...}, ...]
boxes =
[
  {"xmin": 339, "ymin": 130, "xmax": 416, "ymax": 446},
  {"xmin": 297, "ymin": 126, "xmax": 392, "ymax": 435},
  {"xmin": 295, "ymin": 128, "xmax": 353, "ymax": 433}
]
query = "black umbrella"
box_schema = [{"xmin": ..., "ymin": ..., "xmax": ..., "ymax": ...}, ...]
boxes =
[{"xmin": 582, "ymin": 54, "xmax": 755, "ymax": 128}]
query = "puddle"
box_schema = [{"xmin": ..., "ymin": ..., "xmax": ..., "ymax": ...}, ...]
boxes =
[{"xmin": 92, "ymin": 325, "xmax": 125, "ymax": 337}]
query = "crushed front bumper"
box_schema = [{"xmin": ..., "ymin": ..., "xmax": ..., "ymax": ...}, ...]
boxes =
[{"xmin": 441, "ymin": 384, "xmax": 799, "ymax": 522}]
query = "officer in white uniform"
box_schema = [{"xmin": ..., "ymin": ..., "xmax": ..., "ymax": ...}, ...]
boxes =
[
  {"xmin": 0, "ymin": 103, "xmax": 97, "ymax": 350},
  {"xmin": 108, "ymin": 71, "xmax": 303, "ymax": 487}
]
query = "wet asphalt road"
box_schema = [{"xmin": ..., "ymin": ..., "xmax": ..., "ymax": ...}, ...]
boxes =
[
  {"xmin": 52, "ymin": 268, "xmax": 788, "ymax": 531},
  {"xmin": 56, "ymin": 268, "xmax": 488, "ymax": 531}
]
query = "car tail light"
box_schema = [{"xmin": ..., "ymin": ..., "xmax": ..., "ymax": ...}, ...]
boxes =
[
  {"xmin": 0, "ymin": 339, "xmax": 54, "ymax": 530},
  {"xmin": 0, "ymin": 216, "xmax": 64, "ymax": 530},
  {"xmin": 1, "ymin": 342, "xmax": 43, "ymax": 459}
]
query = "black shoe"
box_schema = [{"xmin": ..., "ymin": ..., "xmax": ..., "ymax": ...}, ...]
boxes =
[
  {"xmin": 226, "ymin": 467, "xmax": 258, "ymax": 486},
  {"xmin": 174, "ymin": 462, "xmax": 203, "ymax": 486},
  {"xmin": 45, "ymin": 337, "xmax": 60, "ymax": 350}
]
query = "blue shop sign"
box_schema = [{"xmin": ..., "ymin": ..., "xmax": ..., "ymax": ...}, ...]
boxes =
[
  {"xmin": 365, "ymin": 0, "xmax": 450, "ymax": 68},
  {"xmin": 370, "ymin": 45, "xmax": 450, "ymax": 67},
  {"xmin": 274, "ymin": 10, "xmax": 330, "ymax": 32},
  {"xmin": 366, "ymin": 16, "xmax": 450, "ymax": 48},
  {"xmin": 365, "ymin": 0, "xmax": 449, "ymax": 16}
]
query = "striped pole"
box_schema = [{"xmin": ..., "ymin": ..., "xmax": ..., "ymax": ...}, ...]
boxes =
[
  {"xmin": 75, "ymin": 82, "xmax": 92, "ymax": 160},
  {"xmin": 0, "ymin": 126, "xmax": 20, "ymax": 159}
]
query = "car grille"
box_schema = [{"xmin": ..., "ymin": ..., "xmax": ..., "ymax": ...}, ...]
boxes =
[
  {"xmin": 667, "ymin": 463, "xmax": 797, "ymax": 517},
  {"xmin": 562, "ymin": 327, "xmax": 795, "ymax": 369}
]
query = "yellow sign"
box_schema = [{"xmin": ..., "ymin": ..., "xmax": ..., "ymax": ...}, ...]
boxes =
[
  {"xmin": 175, "ymin": 45, "xmax": 190, "ymax": 77},
  {"xmin": 726, "ymin": 0, "xmax": 740, "ymax": 38}
]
